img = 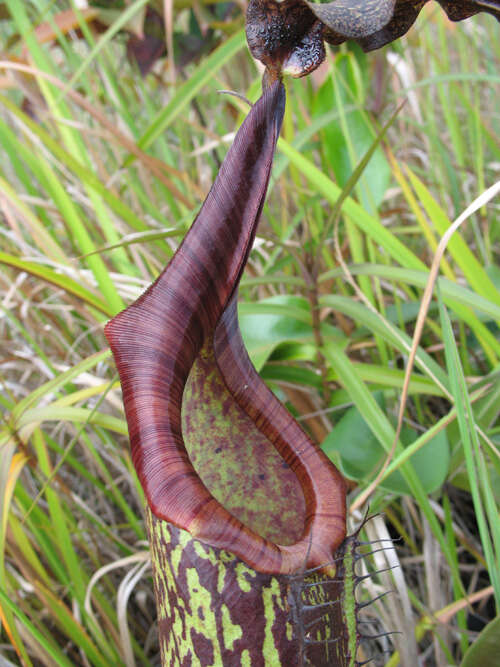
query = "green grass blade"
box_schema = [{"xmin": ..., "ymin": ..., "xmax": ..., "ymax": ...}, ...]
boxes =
[
  {"xmin": 437, "ymin": 283, "xmax": 500, "ymax": 607},
  {"xmin": 10, "ymin": 350, "xmax": 110, "ymax": 420},
  {"xmin": 0, "ymin": 589, "xmax": 72, "ymax": 667},
  {"xmin": 133, "ymin": 29, "xmax": 246, "ymax": 157},
  {"xmin": 407, "ymin": 167, "xmax": 500, "ymax": 309},
  {"xmin": 278, "ymin": 138, "xmax": 426, "ymax": 271},
  {"xmin": 57, "ymin": 0, "xmax": 150, "ymax": 101},
  {"xmin": 0, "ymin": 252, "xmax": 112, "ymax": 316}
]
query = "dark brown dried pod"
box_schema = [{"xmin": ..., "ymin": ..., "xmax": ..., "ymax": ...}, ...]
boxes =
[
  {"xmin": 245, "ymin": 0, "xmax": 326, "ymax": 81},
  {"xmin": 246, "ymin": 0, "xmax": 500, "ymax": 79}
]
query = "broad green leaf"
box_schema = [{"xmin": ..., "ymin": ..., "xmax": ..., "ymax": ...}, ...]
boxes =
[
  {"xmin": 315, "ymin": 56, "xmax": 390, "ymax": 214},
  {"xmin": 322, "ymin": 406, "xmax": 450, "ymax": 494},
  {"xmin": 383, "ymin": 428, "xmax": 449, "ymax": 494},
  {"xmin": 239, "ymin": 295, "xmax": 344, "ymax": 371},
  {"xmin": 321, "ymin": 394, "xmax": 385, "ymax": 479},
  {"xmin": 461, "ymin": 616, "xmax": 500, "ymax": 667}
]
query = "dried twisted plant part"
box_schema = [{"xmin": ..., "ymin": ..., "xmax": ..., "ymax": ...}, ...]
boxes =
[{"xmin": 246, "ymin": 0, "xmax": 500, "ymax": 83}]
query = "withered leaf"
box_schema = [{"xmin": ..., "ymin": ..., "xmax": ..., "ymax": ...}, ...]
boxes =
[
  {"xmin": 245, "ymin": 0, "xmax": 326, "ymax": 80},
  {"xmin": 246, "ymin": 0, "xmax": 500, "ymax": 79},
  {"xmin": 126, "ymin": 7, "xmax": 166, "ymax": 77}
]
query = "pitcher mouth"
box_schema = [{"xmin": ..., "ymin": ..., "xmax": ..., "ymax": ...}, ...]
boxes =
[
  {"xmin": 178, "ymin": 300, "xmax": 347, "ymax": 574},
  {"xmin": 104, "ymin": 80, "xmax": 346, "ymax": 576}
]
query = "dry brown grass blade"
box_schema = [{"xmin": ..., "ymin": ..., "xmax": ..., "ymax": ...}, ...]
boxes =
[
  {"xmin": 163, "ymin": 0, "xmax": 175, "ymax": 83},
  {"xmin": 20, "ymin": 8, "xmax": 100, "ymax": 60}
]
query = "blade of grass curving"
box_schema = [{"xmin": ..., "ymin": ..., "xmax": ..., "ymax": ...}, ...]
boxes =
[
  {"xmin": 35, "ymin": 381, "xmax": 120, "ymax": 408},
  {"xmin": 327, "ymin": 363, "xmax": 445, "ymax": 396},
  {"xmin": 437, "ymin": 285, "xmax": 500, "ymax": 607},
  {"xmin": 17, "ymin": 406, "xmax": 127, "ymax": 435},
  {"xmin": 20, "ymin": 376, "xmax": 120, "ymax": 535},
  {"xmin": 238, "ymin": 301, "xmax": 314, "ymax": 324},
  {"xmin": 323, "ymin": 263, "xmax": 500, "ymax": 361},
  {"xmin": 0, "ymin": 589, "xmax": 70, "ymax": 667},
  {"xmin": 321, "ymin": 343, "xmax": 453, "ymax": 565},
  {"xmin": 406, "ymin": 167, "xmax": 500, "ymax": 309},
  {"xmin": 319, "ymin": 294, "xmax": 450, "ymax": 395},
  {"xmin": 320, "ymin": 265, "xmax": 500, "ymax": 324},
  {"xmin": 10, "ymin": 349, "xmax": 110, "ymax": 420},
  {"xmin": 78, "ymin": 228, "xmax": 186, "ymax": 258},
  {"xmin": 393, "ymin": 72, "xmax": 500, "ymax": 94},
  {"xmin": 351, "ymin": 181, "xmax": 500, "ymax": 512},
  {"xmin": 0, "ymin": 252, "xmax": 112, "ymax": 317}
]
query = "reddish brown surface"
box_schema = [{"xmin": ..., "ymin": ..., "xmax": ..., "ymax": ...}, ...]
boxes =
[
  {"xmin": 148, "ymin": 514, "xmax": 358, "ymax": 666},
  {"xmin": 105, "ymin": 81, "xmax": 347, "ymax": 575}
]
